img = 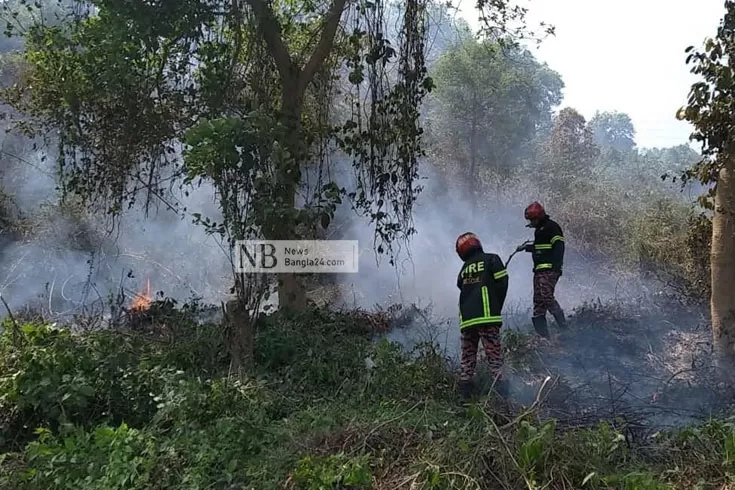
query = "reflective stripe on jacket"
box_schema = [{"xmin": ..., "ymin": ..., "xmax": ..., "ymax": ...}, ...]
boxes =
[
  {"xmin": 456, "ymin": 250, "xmax": 509, "ymax": 329},
  {"xmin": 531, "ymin": 216, "xmax": 565, "ymax": 273}
]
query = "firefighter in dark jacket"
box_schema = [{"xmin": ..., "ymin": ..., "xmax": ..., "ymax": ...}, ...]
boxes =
[
  {"xmin": 455, "ymin": 232, "xmax": 509, "ymax": 399},
  {"xmin": 516, "ymin": 201, "xmax": 567, "ymax": 337}
]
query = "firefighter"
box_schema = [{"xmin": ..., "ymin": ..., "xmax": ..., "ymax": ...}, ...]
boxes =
[
  {"xmin": 455, "ymin": 232, "xmax": 509, "ymax": 399},
  {"xmin": 516, "ymin": 201, "xmax": 567, "ymax": 337}
]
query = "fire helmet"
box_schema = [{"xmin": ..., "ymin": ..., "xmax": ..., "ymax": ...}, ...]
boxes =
[
  {"xmin": 456, "ymin": 232, "xmax": 482, "ymax": 259},
  {"xmin": 524, "ymin": 201, "xmax": 546, "ymax": 221}
]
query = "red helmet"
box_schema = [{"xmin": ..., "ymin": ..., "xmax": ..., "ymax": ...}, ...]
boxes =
[
  {"xmin": 456, "ymin": 232, "xmax": 482, "ymax": 258},
  {"xmin": 524, "ymin": 201, "xmax": 546, "ymax": 220}
]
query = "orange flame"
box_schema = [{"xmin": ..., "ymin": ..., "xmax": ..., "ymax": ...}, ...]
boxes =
[{"xmin": 130, "ymin": 278, "xmax": 151, "ymax": 311}]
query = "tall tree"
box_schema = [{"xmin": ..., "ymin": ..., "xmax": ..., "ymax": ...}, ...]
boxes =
[
  {"xmin": 677, "ymin": 0, "xmax": 735, "ymax": 367},
  {"xmin": 427, "ymin": 39, "xmax": 563, "ymax": 203},
  {"xmin": 1, "ymin": 0, "xmax": 547, "ymax": 368},
  {"xmin": 588, "ymin": 110, "xmax": 636, "ymax": 153},
  {"xmin": 539, "ymin": 107, "xmax": 599, "ymax": 196},
  {"xmin": 2, "ymin": 0, "xmax": 437, "ymax": 310}
]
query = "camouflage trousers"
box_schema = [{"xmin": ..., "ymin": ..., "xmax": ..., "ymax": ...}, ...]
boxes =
[
  {"xmin": 459, "ymin": 324, "xmax": 503, "ymax": 382},
  {"xmin": 533, "ymin": 270, "xmax": 562, "ymax": 317}
]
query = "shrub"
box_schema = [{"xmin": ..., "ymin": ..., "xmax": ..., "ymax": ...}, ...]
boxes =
[{"xmin": 3, "ymin": 306, "xmax": 735, "ymax": 489}]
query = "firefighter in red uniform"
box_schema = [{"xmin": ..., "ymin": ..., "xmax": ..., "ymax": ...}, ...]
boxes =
[
  {"xmin": 516, "ymin": 202, "xmax": 567, "ymax": 337},
  {"xmin": 455, "ymin": 232, "xmax": 509, "ymax": 399}
]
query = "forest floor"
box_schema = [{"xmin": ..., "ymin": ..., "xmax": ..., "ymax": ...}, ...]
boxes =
[{"xmin": 1, "ymin": 297, "xmax": 735, "ymax": 489}]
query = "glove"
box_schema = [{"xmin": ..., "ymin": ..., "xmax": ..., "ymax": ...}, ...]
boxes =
[{"xmin": 517, "ymin": 241, "xmax": 533, "ymax": 252}]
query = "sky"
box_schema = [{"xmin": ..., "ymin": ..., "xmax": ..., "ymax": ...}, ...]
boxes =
[{"xmin": 455, "ymin": 0, "xmax": 727, "ymax": 149}]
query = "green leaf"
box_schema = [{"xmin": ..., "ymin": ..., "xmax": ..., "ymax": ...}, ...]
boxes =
[{"xmin": 78, "ymin": 385, "xmax": 94, "ymax": 397}]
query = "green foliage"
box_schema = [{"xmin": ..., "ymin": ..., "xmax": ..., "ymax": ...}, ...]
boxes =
[
  {"xmin": 2, "ymin": 308, "xmax": 735, "ymax": 489},
  {"xmin": 516, "ymin": 419, "xmax": 556, "ymax": 484},
  {"xmin": 0, "ymin": 324, "xmax": 166, "ymax": 436},
  {"xmin": 21, "ymin": 424, "xmax": 154, "ymax": 489},
  {"xmin": 427, "ymin": 39, "xmax": 563, "ymax": 180},
  {"xmin": 24, "ymin": 2, "xmax": 201, "ymax": 188},
  {"xmin": 676, "ymin": 0, "xmax": 735, "ymax": 205},
  {"xmin": 0, "ymin": 314, "xmax": 232, "ymax": 451},
  {"xmin": 254, "ymin": 307, "xmax": 375, "ymax": 397},
  {"xmin": 290, "ymin": 453, "xmax": 373, "ymax": 490},
  {"xmin": 253, "ymin": 308, "xmax": 453, "ymax": 405},
  {"xmin": 7, "ymin": 392, "xmax": 273, "ymax": 490}
]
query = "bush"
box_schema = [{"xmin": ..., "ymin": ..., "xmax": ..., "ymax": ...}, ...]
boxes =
[
  {"xmin": 0, "ymin": 323, "xmax": 165, "ymax": 449},
  {"xmin": 254, "ymin": 306, "xmax": 373, "ymax": 398},
  {"xmin": 2, "ymin": 306, "xmax": 735, "ymax": 489},
  {"xmin": 540, "ymin": 172, "xmax": 711, "ymax": 302}
]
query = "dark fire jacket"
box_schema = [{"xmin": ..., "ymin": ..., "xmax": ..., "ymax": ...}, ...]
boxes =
[
  {"xmin": 523, "ymin": 215, "xmax": 565, "ymax": 273},
  {"xmin": 456, "ymin": 249, "xmax": 509, "ymax": 329}
]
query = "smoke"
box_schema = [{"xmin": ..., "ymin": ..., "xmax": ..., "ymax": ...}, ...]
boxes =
[
  {"xmin": 0, "ymin": 133, "xmax": 233, "ymax": 318},
  {"xmin": 0, "ymin": 75, "xmax": 718, "ymax": 433},
  {"xmin": 317, "ymin": 158, "xmax": 725, "ymax": 429},
  {"xmin": 327, "ymin": 160, "xmax": 662, "ymax": 358}
]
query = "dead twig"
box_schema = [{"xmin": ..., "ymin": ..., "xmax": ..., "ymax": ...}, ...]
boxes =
[{"xmin": 0, "ymin": 292, "xmax": 24, "ymax": 347}]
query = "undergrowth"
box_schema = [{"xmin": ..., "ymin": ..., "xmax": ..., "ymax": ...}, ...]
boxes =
[{"xmin": 0, "ymin": 305, "xmax": 733, "ymax": 489}]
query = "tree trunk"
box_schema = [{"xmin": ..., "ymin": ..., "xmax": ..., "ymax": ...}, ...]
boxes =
[
  {"xmin": 711, "ymin": 154, "xmax": 735, "ymax": 368},
  {"xmin": 224, "ymin": 298, "xmax": 255, "ymax": 376},
  {"xmin": 245, "ymin": 0, "xmax": 348, "ymax": 311},
  {"xmin": 274, "ymin": 80, "xmax": 309, "ymax": 310}
]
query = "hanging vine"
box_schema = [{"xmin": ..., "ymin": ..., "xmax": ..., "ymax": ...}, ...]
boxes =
[
  {"xmin": 337, "ymin": 0, "xmax": 432, "ymax": 261},
  {"xmin": 3, "ymin": 0, "xmax": 543, "ymax": 296}
]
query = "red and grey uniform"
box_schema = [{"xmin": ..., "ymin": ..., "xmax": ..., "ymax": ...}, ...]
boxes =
[
  {"xmin": 455, "ymin": 232, "xmax": 509, "ymax": 399},
  {"xmin": 521, "ymin": 202, "xmax": 567, "ymax": 337}
]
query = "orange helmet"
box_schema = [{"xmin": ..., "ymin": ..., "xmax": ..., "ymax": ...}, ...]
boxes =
[
  {"xmin": 524, "ymin": 201, "xmax": 546, "ymax": 221},
  {"xmin": 456, "ymin": 232, "xmax": 482, "ymax": 259}
]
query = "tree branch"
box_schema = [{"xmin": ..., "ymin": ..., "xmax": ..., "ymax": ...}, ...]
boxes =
[
  {"xmin": 243, "ymin": 0, "xmax": 297, "ymax": 82},
  {"xmin": 298, "ymin": 0, "xmax": 348, "ymax": 93}
]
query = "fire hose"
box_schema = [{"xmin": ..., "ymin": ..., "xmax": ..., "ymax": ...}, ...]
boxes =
[{"xmin": 505, "ymin": 240, "xmax": 533, "ymax": 267}]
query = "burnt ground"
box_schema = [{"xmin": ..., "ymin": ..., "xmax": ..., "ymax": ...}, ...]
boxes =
[
  {"xmin": 386, "ymin": 296, "xmax": 735, "ymax": 432},
  {"xmin": 506, "ymin": 298, "xmax": 732, "ymax": 431}
]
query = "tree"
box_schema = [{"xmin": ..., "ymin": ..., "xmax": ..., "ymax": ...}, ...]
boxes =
[
  {"xmin": 3, "ymin": 0, "xmax": 437, "ymax": 310},
  {"xmin": 422, "ymin": 2, "xmax": 474, "ymax": 66},
  {"xmin": 539, "ymin": 107, "xmax": 599, "ymax": 196},
  {"xmin": 641, "ymin": 144, "xmax": 703, "ymax": 188},
  {"xmin": 2, "ymin": 0, "xmax": 548, "ymax": 370},
  {"xmin": 588, "ymin": 110, "xmax": 636, "ymax": 153},
  {"xmin": 427, "ymin": 39, "xmax": 563, "ymax": 203},
  {"xmin": 676, "ymin": 0, "xmax": 735, "ymax": 367}
]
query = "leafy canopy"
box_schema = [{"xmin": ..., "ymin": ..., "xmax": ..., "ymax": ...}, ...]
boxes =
[
  {"xmin": 676, "ymin": 0, "xmax": 735, "ymax": 207},
  {"xmin": 427, "ymin": 38, "xmax": 563, "ymax": 177},
  {"xmin": 2, "ymin": 0, "xmax": 439, "ymax": 262}
]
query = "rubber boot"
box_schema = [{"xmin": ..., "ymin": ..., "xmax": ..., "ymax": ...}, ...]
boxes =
[
  {"xmin": 532, "ymin": 315, "xmax": 549, "ymax": 338},
  {"xmin": 551, "ymin": 307, "xmax": 567, "ymax": 329},
  {"xmin": 458, "ymin": 380, "xmax": 473, "ymax": 400}
]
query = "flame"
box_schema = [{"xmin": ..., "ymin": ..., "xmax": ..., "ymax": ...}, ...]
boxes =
[{"xmin": 130, "ymin": 278, "xmax": 151, "ymax": 311}]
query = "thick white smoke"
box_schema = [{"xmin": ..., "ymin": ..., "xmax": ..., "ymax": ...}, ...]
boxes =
[{"xmin": 322, "ymin": 159, "xmax": 663, "ymax": 359}]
